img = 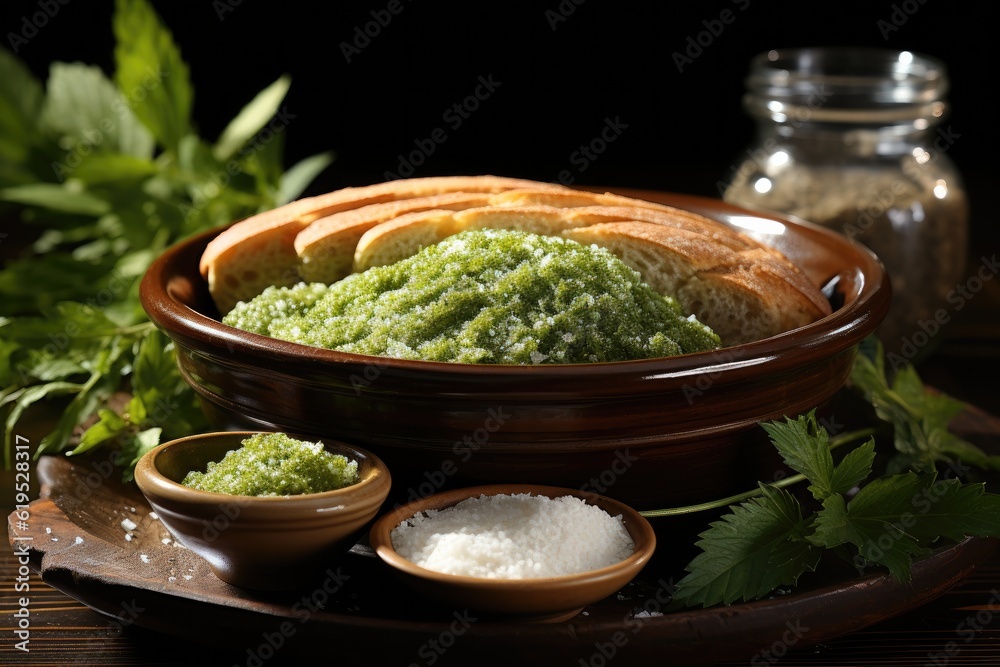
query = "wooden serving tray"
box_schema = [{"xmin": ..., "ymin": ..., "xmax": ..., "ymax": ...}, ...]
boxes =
[{"xmin": 10, "ymin": 400, "xmax": 1000, "ymax": 665}]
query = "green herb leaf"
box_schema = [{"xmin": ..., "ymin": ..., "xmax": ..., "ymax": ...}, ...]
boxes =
[
  {"xmin": 760, "ymin": 409, "xmax": 835, "ymax": 501},
  {"xmin": 896, "ymin": 476, "xmax": 1000, "ymax": 543},
  {"xmin": 213, "ymin": 75, "xmax": 292, "ymax": 161},
  {"xmin": 811, "ymin": 474, "xmax": 930, "ymax": 581},
  {"xmin": 72, "ymin": 154, "xmax": 159, "ymax": 185},
  {"xmin": 1, "ymin": 0, "xmax": 327, "ymax": 481},
  {"xmin": 0, "ymin": 184, "xmax": 110, "ymax": 216},
  {"xmin": 72, "ymin": 408, "xmax": 128, "ymax": 455},
  {"xmin": 673, "ymin": 484, "xmax": 819, "ymax": 607},
  {"xmin": 39, "ymin": 338, "xmax": 131, "ymax": 457},
  {"xmin": 0, "ymin": 46, "xmax": 46, "ymax": 168},
  {"xmin": 277, "ymin": 151, "xmax": 334, "ymax": 204},
  {"xmin": 3, "ymin": 381, "xmax": 82, "ymax": 467},
  {"xmin": 40, "ymin": 62, "xmax": 154, "ymax": 160},
  {"xmin": 829, "ymin": 437, "xmax": 877, "ymax": 495},
  {"xmin": 112, "ymin": 0, "xmax": 193, "ymax": 152},
  {"xmin": 850, "ymin": 337, "xmax": 1000, "ymax": 472},
  {"xmin": 674, "ymin": 397, "xmax": 1000, "ymax": 606},
  {"xmin": 123, "ymin": 427, "xmax": 162, "ymax": 472}
]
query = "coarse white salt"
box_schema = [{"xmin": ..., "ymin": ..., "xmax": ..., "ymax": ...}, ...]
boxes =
[
  {"xmin": 121, "ymin": 518, "xmax": 137, "ymax": 532},
  {"xmin": 390, "ymin": 493, "xmax": 634, "ymax": 579}
]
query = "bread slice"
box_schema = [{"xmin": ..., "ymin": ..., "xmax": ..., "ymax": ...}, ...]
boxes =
[
  {"xmin": 294, "ymin": 187, "xmax": 674, "ymax": 284},
  {"xmin": 562, "ymin": 222, "xmax": 831, "ymax": 345},
  {"xmin": 294, "ymin": 192, "xmax": 494, "ymax": 284},
  {"xmin": 352, "ymin": 205, "xmax": 638, "ymax": 272},
  {"xmin": 351, "ymin": 202, "xmax": 766, "ymax": 273},
  {"xmin": 200, "ymin": 175, "xmax": 571, "ymax": 313}
]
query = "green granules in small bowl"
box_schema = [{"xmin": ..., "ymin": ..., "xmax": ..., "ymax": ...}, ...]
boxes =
[
  {"xmin": 223, "ymin": 228, "xmax": 720, "ymax": 364},
  {"xmin": 181, "ymin": 433, "xmax": 359, "ymax": 496}
]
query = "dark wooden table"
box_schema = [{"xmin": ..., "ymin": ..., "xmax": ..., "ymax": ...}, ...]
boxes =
[{"xmin": 3, "ymin": 195, "xmax": 999, "ymax": 666}]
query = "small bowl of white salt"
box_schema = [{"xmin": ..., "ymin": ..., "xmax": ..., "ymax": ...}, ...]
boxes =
[{"xmin": 368, "ymin": 484, "xmax": 656, "ymax": 622}]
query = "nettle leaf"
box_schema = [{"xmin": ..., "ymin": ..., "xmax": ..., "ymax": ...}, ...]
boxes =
[
  {"xmin": 41, "ymin": 62, "xmax": 155, "ymax": 160},
  {"xmin": 812, "ymin": 473, "xmax": 932, "ymax": 581},
  {"xmin": 829, "ymin": 438, "xmax": 877, "ymax": 495},
  {"xmin": 213, "ymin": 75, "xmax": 291, "ymax": 161},
  {"xmin": 113, "ymin": 0, "xmax": 193, "ymax": 152},
  {"xmin": 849, "ymin": 336, "xmax": 996, "ymax": 473},
  {"xmin": 673, "ymin": 484, "xmax": 818, "ymax": 607},
  {"xmin": 761, "ymin": 410, "xmax": 835, "ymax": 501},
  {"xmin": 902, "ymin": 477, "xmax": 1000, "ymax": 543},
  {"xmin": 932, "ymin": 433, "xmax": 1000, "ymax": 472}
]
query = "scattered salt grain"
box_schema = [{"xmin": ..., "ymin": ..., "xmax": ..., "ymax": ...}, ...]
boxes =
[
  {"xmin": 121, "ymin": 518, "xmax": 137, "ymax": 532},
  {"xmin": 140, "ymin": 554, "xmax": 150, "ymax": 564},
  {"xmin": 183, "ymin": 575, "xmax": 192, "ymax": 581},
  {"xmin": 162, "ymin": 538, "xmax": 172, "ymax": 545},
  {"xmin": 168, "ymin": 576, "xmax": 176, "ymax": 583},
  {"xmin": 74, "ymin": 536, "xmax": 84, "ymax": 545},
  {"xmin": 633, "ymin": 610, "xmax": 662, "ymax": 619},
  {"xmin": 149, "ymin": 512, "xmax": 159, "ymax": 520},
  {"xmin": 125, "ymin": 534, "xmax": 133, "ymax": 542},
  {"xmin": 45, "ymin": 527, "xmax": 51, "ymax": 534},
  {"xmin": 390, "ymin": 493, "xmax": 634, "ymax": 579}
]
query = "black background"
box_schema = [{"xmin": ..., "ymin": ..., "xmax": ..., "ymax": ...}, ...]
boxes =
[
  {"xmin": 2, "ymin": 0, "xmax": 993, "ymax": 206},
  {"xmin": 2, "ymin": 0, "xmax": 997, "ymax": 289}
]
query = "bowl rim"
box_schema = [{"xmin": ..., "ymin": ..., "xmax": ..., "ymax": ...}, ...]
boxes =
[
  {"xmin": 368, "ymin": 483, "xmax": 657, "ymax": 591},
  {"xmin": 134, "ymin": 430, "xmax": 392, "ymax": 506},
  {"xmin": 139, "ymin": 190, "xmax": 890, "ymax": 379}
]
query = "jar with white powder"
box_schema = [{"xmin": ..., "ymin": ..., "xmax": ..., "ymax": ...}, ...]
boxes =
[{"xmin": 722, "ymin": 47, "xmax": 968, "ymax": 361}]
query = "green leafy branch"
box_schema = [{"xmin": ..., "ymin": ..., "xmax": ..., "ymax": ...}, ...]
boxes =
[
  {"xmin": 670, "ymin": 410, "xmax": 1000, "ymax": 608},
  {"xmin": 0, "ymin": 0, "xmax": 333, "ymax": 478},
  {"xmin": 849, "ymin": 337, "xmax": 1000, "ymax": 474}
]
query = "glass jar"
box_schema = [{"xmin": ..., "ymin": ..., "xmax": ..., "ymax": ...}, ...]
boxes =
[{"xmin": 722, "ymin": 47, "xmax": 968, "ymax": 362}]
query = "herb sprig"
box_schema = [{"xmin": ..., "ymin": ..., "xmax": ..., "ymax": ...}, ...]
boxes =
[
  {"xmin": 849, "ymin": 337, "xmax": 1000, "ymax": 474},
  {"xmin": 671, "ymin": 409, "xmax": 1000, "ymax": 608},
  {"xmin": 1, "ymin": 0, "xmax": 332, "ymax": 478}
]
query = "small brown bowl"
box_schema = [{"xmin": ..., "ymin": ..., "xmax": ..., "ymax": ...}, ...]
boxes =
[
  {"xmin": 368, "ymin": 484, "xmax": 656, "ymax": 623},
  {"xmin": 139, "ymin": 189, "xmax": 890, "ymax": 509},
  {"xmin": 134, "ymin": 431, "xmax": 391, "ymax": 590}
]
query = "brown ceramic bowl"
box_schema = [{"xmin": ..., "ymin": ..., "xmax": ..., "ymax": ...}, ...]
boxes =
[
  {"xmin": 368, "ymin": 484, "xmax": 656, "ymax": 622},
  {"xmin": 133, "ymin": 431, "xmax": 391, "ymax": 590},
  {"xmin": 139, "ymin": 190, "xmax": 890, "ymax": 510}
]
